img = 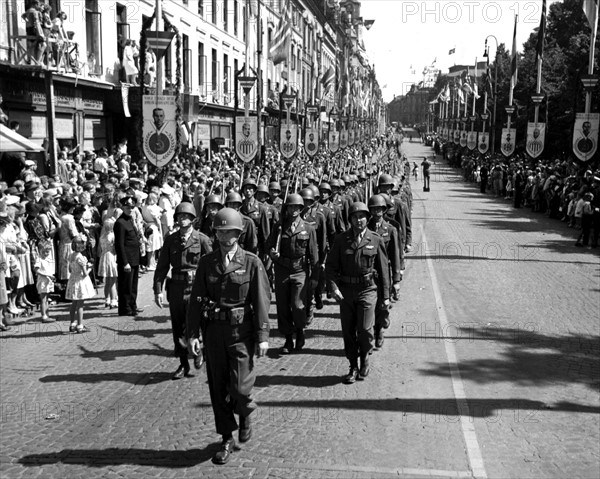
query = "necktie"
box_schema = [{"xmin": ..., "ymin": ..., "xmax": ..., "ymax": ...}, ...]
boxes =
[
  {"xmin": 290, "ymin": 222, "xmax": 296, "ymax": 233},
  {"xmin": 224, "ymin": 253, "xmax": 230, "ymax": 268}
]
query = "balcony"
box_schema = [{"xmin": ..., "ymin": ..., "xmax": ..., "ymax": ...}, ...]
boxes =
[{"xmin": 10, "ymin": 35, "xmax": 101, "ymax": 77}]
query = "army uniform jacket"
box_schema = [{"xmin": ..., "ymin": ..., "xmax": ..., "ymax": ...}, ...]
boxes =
[
  {"xmin": 186, "ymin": 246, "xmax": 271, "ymax": 343},
  {"xmin": 325, "ymin": 228, "xmax": 390, "ymax": 300},
  {"xmin": 266, "ymin": 218, "xmax": 318, "ymax": 272},
  {"xmin": 153, "ymin": 229, "xmax": 213, "ymax": 294},
  {"xmin": 368, "ymin": 218, "xmax": 403, "ymax": 281},
  {"xmin": 301, "ymin": 205, "xmax": 328, "ymax": 263},
  {"xmin": 240, "ymin": 214, "xmax": 258, "ymax": 254}
]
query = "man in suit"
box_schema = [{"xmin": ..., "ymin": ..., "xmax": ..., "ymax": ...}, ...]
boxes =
[{"xmin": 114, "ymin": 196, "xmax": 141, "ymax": 316}]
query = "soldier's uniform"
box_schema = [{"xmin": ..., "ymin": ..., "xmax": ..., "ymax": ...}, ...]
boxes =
[
  {"xmin": 154, "ymin": 223, "xmax": 213, "ymax": 375},
  {"xmin": 326, "ymin": 209, "xmax": 390, "ymax": 382},
  {"xmin": 267, "ymin": 215, "xmax": 318, "ymax": 351}
]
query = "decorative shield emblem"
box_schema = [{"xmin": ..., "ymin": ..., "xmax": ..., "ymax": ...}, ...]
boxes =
[
  {"xmin": 526, "ymin": 122, "xmax": 545, "ymax": 159},
  {"xmin": 328, "ymin": 130, "xmax": 339, "ymax": 153},
  {"xmin": 143, "ymin": 95, "xmax": 177, "ymax": 167},
  {"xmin": 280, "ymin": 123, "xmax": 298, "ymax": 159},
  {"xmin": 304, "ymin": 128, "xmax": 319, "ymax": 157},
  {"xmin": 348, "ymin": 128, "xmax": 355, "ymax": 146},
  {"xmin": 572, "ymin": 113, "xmax": 599, "ymax": 162},
  {"xmin": 478, "ymin": 132, "xmax": 489, "ymax": 154},
  {"xmin": 500, "ymin": 128, "xmax": 516, "ymax": 157},
  {"xmin": 340, "ymin": 129, "xmax": 348, "ymax": 149},
  {"xmin": 453, "ymin": 129, "xmax": 460, "ymax": 145},
  {"xmin": 235, "ymin": 116, "xmax": 258, "ymax": 163},
  {"xmin": 460, "ymin": 129, "xmax": 468, "ymax": 147},
  {"xmin": 467, "ymin": 131, "xmax": 477, "ymax": 150}
]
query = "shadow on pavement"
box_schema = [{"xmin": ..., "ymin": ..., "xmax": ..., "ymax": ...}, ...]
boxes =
[
  {"xmin": 18, "ymin": 445, "xmax": 218, "ymax": 468},
  {"xmin": 75, "ymin": 344, "xmax": 172, "ymax": 361},
  {"xmin": 418, "ymin": 327, "xmax": 600, "ymax": 391},
  {"xmin": 255, "ymin": 374, "xmax": 341, "ymax": 388},
  {"xmin": 39, "ymin": 371, "xmax": 174, "ymax": 385},
  {"xmin": 100, "ymin": 325, "xmax": 169, "ymax": 338}
]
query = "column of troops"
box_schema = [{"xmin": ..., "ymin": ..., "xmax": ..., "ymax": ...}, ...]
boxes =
[{"xmin": 150, "ymin": 144, "xmax": 413, "ymax": 465}]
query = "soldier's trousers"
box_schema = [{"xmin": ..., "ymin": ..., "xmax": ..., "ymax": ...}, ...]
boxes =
[
  {"xmin": 375, "ymin": 301, "xmax": 390, "ymax": 331},
  {"xmin": 205, "ymin": 318, "xmax": 256, "ymax": 436},
  {"xmin": 338, "ymin": 284, "xmax": 377, "ymax": 364},
  {"xmin": 274, "ymin": 265, "xmax": 308, "ymax": 335},
  {"xmin": 117, "ymin": 264, "xmax": 138, "ymax": 315},
  {"xmin": 168, "ymin": 280, "xmax": 191, "ymax": 357}
]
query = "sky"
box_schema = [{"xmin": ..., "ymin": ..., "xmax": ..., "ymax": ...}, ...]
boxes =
[{"xmin": 360, "ymin": 0, "xmax": 560, "ymax": 101}]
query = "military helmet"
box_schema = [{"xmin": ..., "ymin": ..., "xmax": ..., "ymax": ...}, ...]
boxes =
[
  {"xmin": 342, "ymin": 174, "xmax": 351, "ymax": 184},
  {"xmin": 284, "ymin": 193, "xmax": 304, "ymax": 207},
  {"xmin": 242, "ymin": 177, "xmax": 258, "ymax": 189},
  {"xmin": 300, "ymin": 188, "xmax": 315, "ymax": 202},
  {"xmin": 330, "ymin": 179, "xmax": 341, "ymax": 188},
  {"xmin": 205, "ymin": 194, "xmax": 223, "ymax": 206},
  {"xmin": 349, "ymin": 201, "xmax": 371, "ymax": 217},
  {"xmin": 225, "ymin": 191, "xmax": 243, "ymax": 205},
  {"xmin": 368, "ymin": 195, "xmax": 387, "ymax": 209},
  {"xmin": 338, "ymin": 179, "xmax": 346, "ymax": 188},
  {"xmin": 174, "ymin": 202, "xmax": 196, "ymax": 219},
  {"xmin": 319, "ymin": 182, "xmax": 332, "ymax": 192},
  {"xmin": 256, "ymin": 184, "xmax": 270, "ymax": 195},
  {"xmin": 379, "ymin": 193, "xmax": 393, "ymax": 208},
  {"xmin": 213, "ymin": 208, "xmax": 243, "ymax": 231},
  {"xmin": 378, "ymin": 174, "xmax": 394, "ymax": 186},
  {"xmin": 308, "ymin": 184, "xmax": 320, "ymax": 198},
  {"xmin": 301, "ymin": 177, "xmax": 310, "ymax": 187},
  {"xmin": 359, "ymin": 171, "xmax": 367, "ymax": 180},
  {"xmin": 269, "ymin": 181, "xmax": 281, "ymax": 192}
]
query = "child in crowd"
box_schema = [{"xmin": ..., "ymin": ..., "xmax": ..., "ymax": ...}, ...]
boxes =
[
  {"xmin": 65, "ymin": 236, "xmax": 96, "ymax": 333},
  {"xmin": 566, "ymin": 193, "xmax": 577, "ymax": 228},
  {"xmin": 98, "ymin": 218, "xmax": 118, "ymax": 308},
  {"xmin": 33, "ymin": 239, "xmax": 55, "ymax": 322},
  {"xmin": 575, "ymin": 193, "xmax": 594, "ymax": 247},
  {"xmin": 573, "ymin": 193, "xmax": 585, "ymax": 230}
]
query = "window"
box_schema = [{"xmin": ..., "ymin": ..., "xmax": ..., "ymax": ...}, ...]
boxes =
[
  {"xmin": 198, "ymin": 0, "xmax": 204, "ymax": 16},
  {"xmin": 198, "ymin": 42, "xmax": 206, "ymax": 94},
  {"xmin": 234, "ymin": 0, "xmax": 238, "ymax": 36},
  {"xmin": 115, "ymin": 4, "xmax": 129, "ymax": 63},
  {"xmin": 211, "ymin": 48, "xmax": 218, "ymax": 95},
  {"xmin": 164, "ymin": 24, "xmax": 172, "ymax": 85},
  {"xmin": 182, "ymin": 34, "xmax": 190, "ymax": 91},
  {"xmin": 291, "ymin": 48, "xmax": 295, "ymax": 71},
  {"xmin": 242, "ymin": 5, "xmax": 247, "ymax": 42},
  {"xmin": 223, "ymin": 0, "xmax": 228, "ymax": 31},
  {"xmin": 211, "ymin": 0, "xmax": 217, "ymax": 24},
  {"xmin": 223, "ymin": 53, "xmax": 229, "ymax": 94},
  {"xmin": 85, "ymin": 0, "xmax": 102, "ymax": 76}
]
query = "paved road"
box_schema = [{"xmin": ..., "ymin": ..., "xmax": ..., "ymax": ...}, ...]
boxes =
[{"xmin": 1, "ymin": 143, "xmax": 598, "ymax": 478}]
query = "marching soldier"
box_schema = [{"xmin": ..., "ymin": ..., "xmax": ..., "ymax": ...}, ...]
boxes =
[
  {"xmin": 367, "ymin": 195, "xmax": 403, "ymax": 349},
  {"xmin": 326, "ymin": 202, "xmax": 390, "ymax": 384},
  {"xmin": 330, "ymin": 178, "xmax": 350, "ymax": 229},
  {"xmin": 269, "ymin": 181, "xmax": 283, "ymax": 209},
  {"xmin": 225, "ymin": 191, "xmax": 258, "ymax": 254},
  {"xmin": 186, "ymin": 208, "xmax": 270, "ymax": 465},
  {"xmin": 267, "ymin": 194, "xmax": 318, "ymax": 353},
  {"xmin": 197, "ymin": 193, "xmax": 223, "ymax": 243},
  {"xmin": 154, "ymin": 202, "xmax": 213, "ymax": 379}
]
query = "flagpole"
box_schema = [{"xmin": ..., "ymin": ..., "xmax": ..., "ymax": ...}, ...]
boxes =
[
  {"xmin": 256, "ymin": 0, "xmax": 263, "ymax": 163},
  {"xmin": 156, "ymin": 0, "xmax": 162, "ymax": 94},
  {"xmin": 585, "ymin": 0, "xmax": 599, "ymax": 114}
]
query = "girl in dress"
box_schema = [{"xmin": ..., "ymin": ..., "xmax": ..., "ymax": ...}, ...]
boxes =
[
  {"xmin": 65, "ymin": 236, "xmax": 96, "ymax": 333},
  {"xmin": 34, "ymin": 240, "xmax": 56, "ymax": 322},
  {"xmin": 98, "ymin": 218, "xmax": 118, "ymax": 308}
]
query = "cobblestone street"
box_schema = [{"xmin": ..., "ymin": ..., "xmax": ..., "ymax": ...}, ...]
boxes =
[{"xmin": 1, "ymin": 143, "xmax": 599, "ymax": 479}]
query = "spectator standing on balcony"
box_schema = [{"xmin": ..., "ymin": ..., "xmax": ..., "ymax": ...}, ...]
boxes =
[
  {"xmin": 122, "ymin": 40, "xmax": 138, "ymax": 85},
  {"xmin": 145, "ymin": 45, "xmax": 156, "ymax": 87},
  {"xmin": 51, "ymin": 11, "xmax": 68, "ymax": 69},
  {"xmin": 23, "ymin": 0, "xmax": 45, "ymax": 64}
]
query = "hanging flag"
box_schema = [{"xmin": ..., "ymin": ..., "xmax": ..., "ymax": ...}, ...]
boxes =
[
  {"xmin": 526, "ymin": 122, "xmax": 546, "ymax": 158},
  {"xmin": 536, "ymin": 0, "xmax": 547, "ymax": 61},
  {"xmin": 473, "ymin": 59, "xmax": 480, "ymax": 99},
  {"xmin": 509, "ymin": 15, "xmax": 518, "ymax": 102},
  {"xmin": 269, "ymin": 0, "xmax": 291, "ymax": 66},
  {"xmin": 484, "ymin": 55, "xmax": 493, "ymax": 99},
  {"xmin": 321, "ymin": 65, "xmax": 335, "ymax": 94},
  {"xmin": 448, "ymin": 47, "xmax": 456, "ymax": 55},
  {"xmin": 145, "ymin": 31, "xmax": 176, "ymax": 61},
  {"xmin": 456, "ymin": 77, "xmax": 465, "ymax": 104},
  {"xmin": 582, "ymin": 0, "xmax": 599, "ymax": 29},
  {"xmin": 462, "ymin": 71, "xmax": 473, "ymax": 96}
]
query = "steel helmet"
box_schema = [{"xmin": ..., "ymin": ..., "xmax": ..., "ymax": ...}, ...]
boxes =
[
  {"xmin": 368, "ymin": 195, "xmax": 387, "ymax": 209},
  {"xmin": 205, "ymin": 194, "xmax": 223, "ymax": 206},
  {"xmin": 301, "ymin": 177, "xmax": 310, "ymax": 187},
  {"xmin": 300, "ymin": 188, "xmax": 315, "ymax": 203},
  {"xmin": 378, "ymin": 174, "xmax": 394, "ymax": 186},
  {"xmin": 242, "ymin": 177, "xmax": 258, "ymax": 189},
  {"xmin": 342, "ymin": 174, "xmax": 351, "ymax": 184},
  {"xmin": 256, "ymin": 184, "xmax": 270, "ymax": 195},
  {"xmin": 349, "ymin": 201, "xmax": 371, "ymax": 217},
  {"xmin": 379, "ymin": 193, "xmax": 393, "ymax": 208},
  {"xmin": 174, "ymin": 202, "xmax": 197, "ymax": 219},
  {"xmin": 284, "ymin": 193, "xmax": 304, "ymax": 206},
  {"xmin": 359, "ymin": 171, "xmax": 367, "ymax": 180},
  {"xmin": 330, "ymin": 179, "xmax": 341, "ymax": 188},
  {"xmin": 338, "ymin": 179, "xmax": 346, "ymax": 188},
  {"xmin": 308, "ymin": 184, "xmax": 320, "ymax": 198},
  {"xmin": 319, "ymin": 182, "xmax": 332, "ymax": 192},
  {"xmin": 213, "ymin": 208, "xmax": 243, "ymax": 231},
  {"xmin": 269, "ymin": 181, "xmax": 281, "ymax": 192},
  {"xmin": 225, "ymin": 191, "xmax": 243, "ymax": 205}
]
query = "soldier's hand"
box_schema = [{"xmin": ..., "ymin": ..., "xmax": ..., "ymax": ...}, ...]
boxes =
[
  {"xmin": 124, "ymin": 263, "xmax": 132, "ymax": 273},
  {"xmin": 269, "ymin": 249, "xmax": 280, "ymax": 260},
  {"xmin": 381, "ymin": 299, "xmax": 391, "ymax": 310},
  {"xmin": 256, "ymin": 341, "xmax": 269, "ymax": 358},
  {"xmin": 154, "ymin": 293, "xmax": 163, "ymax": 308},
  {"xmin": 393, "ymin": 282, "xmax": 401, "ymax": 297},
  {"xmin": 189, "ymin": 338, "xmax": 201, "ymax": 357},
  {"xmin": 399, "ymin": 270, "xmax": 405, "ymax": 280},
  {"xmin": 193, "ymin": 348, "xmax": 205, "ymax": 369},
  {"xmin": 332, "ymin": 289, "xmax": 344, "ymax": 302}
]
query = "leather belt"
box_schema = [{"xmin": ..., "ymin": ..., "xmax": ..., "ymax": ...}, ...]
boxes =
[
  {"xmin": 208, "ymin": 306, "xmax": 249, "ymax": 322},
  {"xmin": 340, "ymin": 273, "xmax": 374, "ymax": 285},
  {"xmin": 276, "ymin": 257, "xmax": 306, "ymax": 270},
  {"xmin": 171, "ymin": 271, "xmax": 195, "ymax": 282}
]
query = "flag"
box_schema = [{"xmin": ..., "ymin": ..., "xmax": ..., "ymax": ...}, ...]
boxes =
[
  {"xmin": 484, "ymin": 55, "xmax": 493, "ymax": 99},
  {"xmin": 510, "ymin": 15, "xmax": 518, "ymax": 93},
  {"xmin": 582, "ymin": 0, "xmax": 599, "ymax": 30},
  {"xmin": 536, "ymin": 0, "xmax": 547, "ymax": 61},
  {"xmin": 462, "ymin": 71, "xmax": 473, "ymax": 96},
  {"xmin": 473, "ymin": 59, "xmax": 480, "ymax": 99},
  {"xmin": 321, "ymin": 66, "xmax": 335, "ymax": 94},
  {"xmin": 448, "ymin": 48, "xmax": 455, "ymax": 55},
  {"xmin": 269, "ymin": 0, "xmax": 291, "ymax": 65},
  {"xmin": 456, "ymin": 78, "xmax": 465, "ymax": 104}
]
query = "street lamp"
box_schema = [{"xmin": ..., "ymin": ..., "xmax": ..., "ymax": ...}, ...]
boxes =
[{"xmin": 484, "ymin": 35, "xmax": 499, "ymax": 154}]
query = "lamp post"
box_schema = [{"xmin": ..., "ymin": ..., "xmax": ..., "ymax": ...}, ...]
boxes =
[{"xmin": 484, "ymin": 35, "xmax": 499, "ymax": 154}]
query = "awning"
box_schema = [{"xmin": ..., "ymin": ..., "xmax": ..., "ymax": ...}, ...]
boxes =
[{"xmin": 0, "ymin": 124, "xmax": 44, "ymax": 152}]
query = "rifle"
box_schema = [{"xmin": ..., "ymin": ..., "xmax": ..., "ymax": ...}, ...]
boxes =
[{"xmin": 275, "ymin": 166, "xmax": 294, "ymax": 254}]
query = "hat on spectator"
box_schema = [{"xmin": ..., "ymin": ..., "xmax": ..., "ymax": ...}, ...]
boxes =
[
  {"xmin": 160, "ymin": 184, "xmax": 175, "ymax": 196},
  {"xmin": 120, "ymin": 196, "xmax": 136, "ymax": 207},
  {"xmin": 12, "ymin": 180, "xmax": 24, "ymax": 189},
  {"xmin": 24, "ymin": 159, "xmax": 36, "ymax": 167},
  {"xmin": 43, "ymin": 188, "xmax": 59, "ymax": 198},
  {"xmin": 135, "ymin": 191, "xmax": 148, "ymax": 202},
  {"xmin": 25, "ymin": 181, "xmax": 41, "ymax": 193},
  {"xmin": 4, "ymin": 195, "xmax": 20, "ymax": 206}
]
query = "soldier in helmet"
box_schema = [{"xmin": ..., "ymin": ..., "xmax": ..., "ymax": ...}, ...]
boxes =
[
  {"xmin": 198, "ymin": 194, "xmax": 223, "ymax": 243},
  {"xmin": 330, "ymin": 178, "xmax": 350, "ymax": 229},
  {"xmin": 326, "ymin": 202, "xmax": 390, "ymax": 384},
  {"xmin": 154, "ymin": 202, "xmax": 213, "ymax": 379},
  {"xmin": 368, "ymin": 195, "xmax": 403, "ymax": 349},
  {"xmin": 225, "ymin": 191, "xmax": 258, "ymax": 254},
  {"xmin": 187, "ymin": 208, "xmax": 270, "ymax": 465},
  {"xmin": 268, "ymin": 181, "xmax": 283, "ymax": 209},
  {"xmin": 267, "ymin": 193, "xmax": 318, "ymax": 353}
]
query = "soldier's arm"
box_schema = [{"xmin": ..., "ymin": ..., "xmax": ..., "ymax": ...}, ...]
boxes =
[
  {"xmin": 247, "ymin": 220, "xmax": 258, "ymax": 254},
  {"xmin": 389, "ymin": 228, "xmax": 403, "ymax": 281},
  {"xmin": 325, "ymin": 234, "xmax": 342, "ymax": 292},
  {"xmin": 307, "ymin": 225, "xmax": 319, "ymax": 268},
  {"xmin": 186, "ymin": 258, "xmax": 209, "ymax": 342},
  {"xmin": 153, "ymin": 235, "xmax": 172, "ymax": 294},
  {"xmin": 375, "ymin": 237, "xmax": 391, "ymax": 300},
  {"xmin": 250, "ymin": 257, "xmax": 271, "ymax": 344}
]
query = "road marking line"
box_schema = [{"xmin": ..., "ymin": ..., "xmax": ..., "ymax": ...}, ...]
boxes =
[{"xmin": 421, "ymin": 225, "xmax": 488, "ymax": 479}]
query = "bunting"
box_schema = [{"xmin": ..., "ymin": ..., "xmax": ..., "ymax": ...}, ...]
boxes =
[{"xmin": 268, "ymin": 0, "xmax": 292, "ymax": 66}]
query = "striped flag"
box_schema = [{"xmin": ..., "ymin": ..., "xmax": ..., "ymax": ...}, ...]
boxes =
[
  {"xmin": 509, "ymin": 15, "xmax": 518, "ymax": 104},
  {"xmin": 473, "ymin": 60, "xmax": 480, "ymax": 99},
  {"xmin": 536, "ymin": 0, "xmax": 547, "ymax": 61},
  {"xmin": 321, "ymin": 65, "xmax": 335, "ymax": 95},
  {"xmin": 582, "ymin": 0, "xmax": 599, "ymax": 29},
  {"xmin": 484, "ymin": 55, "xmax": 493, "ymax": 99},
  {"xmin": 269, "ymin": 0, "xmax": 291, "ymax": 66}
]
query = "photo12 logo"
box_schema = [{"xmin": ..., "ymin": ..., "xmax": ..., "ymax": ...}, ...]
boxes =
[{"xmin": 401, "ymin": 2, "xmax": 542, "ymax": 24}]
